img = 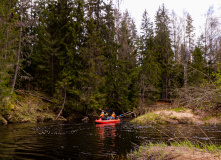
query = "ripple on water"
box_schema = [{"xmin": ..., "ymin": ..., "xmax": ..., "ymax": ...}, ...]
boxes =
[{"xmin": 0, "ymin": 121, "xmax": 221, "ymax": 159}]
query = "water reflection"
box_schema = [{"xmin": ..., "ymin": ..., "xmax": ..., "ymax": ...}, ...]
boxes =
[
  {"xmin": 95, "ymin": 123, "xmax": 118, "ymax": 154},
  {"xmin": 0, "ymin": 121, "xmax": 221, "ymax": 159}
]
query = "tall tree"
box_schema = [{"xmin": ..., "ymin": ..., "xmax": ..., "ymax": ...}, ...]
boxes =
[
  {"xmin": 170, "ymin": 10, "xmax": 183, "ymax": 63},
  {"xmin": 154, "ymin": 4, "xmax": 173, "ymax": 99},
  {"xmin": 137, "ymin": 9, "xmax": 160, "ymax": 106},
  {"xmin": 105, "ymin": 10, "xmax": 137, "ymax": 112},
  {"xmin": 54, "ymin": 0, "xmax": 87, "ymax": 115},
  {"xmin": 183, "ymin": 13, "xmax": 195, "ymax": 87},
  {"xmin": 185, "ymin": 13, "xmax": 195, "ymax": 64},
  {"xmin": 30, "ymin": 0, "xmax": 58, "ymax": 95},
  {"xmin": 81, "ymin": 0, "xmax": 107, "ymax": 113},
  {"xmin": 30, "ymin": 0, "xmax": 74, "ymax": 95},
  {"xmin": 189, "ymin": 47, "xmax": 206, "ymax": 84},
  {"xmin": 11, "ymin": 0, "xmax": 37, "ymax": 93},
  {"xmin": 0, "ymin": 0, "xmax": 18, "ymax": 110},
  {"xmin": 203, "ymin": 6, "xmax": 220, "ymax": 75}
]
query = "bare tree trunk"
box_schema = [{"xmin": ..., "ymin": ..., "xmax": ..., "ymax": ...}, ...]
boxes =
[
  {"xmin": 11, "ymin": 3, "xmax": 23, "ymax": 94},
  {"xmin": 183, "ymin": 41, "xmax": 188, "ymax": 88},
  {"xmin": 139, "ymin": 87, "xmax": 141, "ymax": 107},
  {"xmin": 5, "ymin": 29, "xmax": 8, "ymax": 60},
  {"xmin": 142, "ymin": 79, "xmax": 145, "ymax": 105},
  {"xmin": 56, "ymin": 88, "xmax": 67, "ymax": 120},
  {"xmin": 51, "ymin": 53, "xmax": 54, "ymax": 95},
  {"xmin": 184, "ymin": 65, "xmax": 187, "ymax": 88}
]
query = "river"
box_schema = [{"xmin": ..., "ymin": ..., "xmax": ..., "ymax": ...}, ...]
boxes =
[{"xmin": 0, "ymin": 119, "xmax": 221, "ymax": 159}]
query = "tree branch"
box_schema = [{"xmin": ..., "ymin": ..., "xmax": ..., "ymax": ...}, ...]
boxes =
[{"xmin": 56, "ymin": 88, "xmax": 67, "ymax": 120}]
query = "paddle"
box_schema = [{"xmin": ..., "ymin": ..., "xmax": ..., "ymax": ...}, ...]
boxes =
[{"xmin": 118, "ymin": 111, "xmax": 134, "ymax": 118}]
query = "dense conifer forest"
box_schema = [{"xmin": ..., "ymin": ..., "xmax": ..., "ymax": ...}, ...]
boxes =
[{"xmin": 1, "ymin": 0, "xmax": 221, "ymax": 118}]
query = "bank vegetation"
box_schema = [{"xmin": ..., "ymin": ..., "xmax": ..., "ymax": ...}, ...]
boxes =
[
  {"xmin": 1, "ymin": 1, "xmax": 221, "ymax": 123},
  {"xmin": 127, "ymin": 141, "xmax": 221, "ymax": 160}
]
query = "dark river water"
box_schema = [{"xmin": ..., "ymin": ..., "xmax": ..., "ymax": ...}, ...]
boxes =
[{"xmin": 0, "ymin": 119, "xmax": 221, "ymax": 160}]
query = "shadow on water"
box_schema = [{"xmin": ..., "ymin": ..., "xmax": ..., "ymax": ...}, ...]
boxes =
[{"xmin": 0, "ymin": 119, "xmax": 221, "ymax": 159}]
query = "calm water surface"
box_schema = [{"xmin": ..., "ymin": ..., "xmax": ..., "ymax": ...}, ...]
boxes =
[{"xmin": 0, "ymin": 119, "xmax": 221, "ymax": 159}]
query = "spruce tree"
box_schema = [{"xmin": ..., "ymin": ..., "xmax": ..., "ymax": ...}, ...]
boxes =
[
  {"xmin": 29, "ymin": 0, "xmax": 87, "ymax": 114},
  {"xmin": 154, "ymin": 4, "xmax": 173, "ymax": 99},
  {"xmin": 137, "ymin": 9, "xmax": 161, "ymax": 105},
  {"xmin": 30, "ymin": 0, "xmax": 59, "ymax": 95},
  {"xmin": 189, "ymin": 47, "xmax": 206, "ymax": 84},
  {"xmin": 106, "ymin": 10, "xmax": 137, "ymax": 112}
]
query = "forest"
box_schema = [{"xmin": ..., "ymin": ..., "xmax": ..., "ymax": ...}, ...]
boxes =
[{"xmin": 1, "ymin": 0, "xmax": 221, "ymax": 119}]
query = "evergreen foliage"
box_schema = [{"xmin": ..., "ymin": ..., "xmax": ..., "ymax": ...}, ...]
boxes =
[
  {"xmin": 0, "ymin": 0, "xmax": 19, "ymax": 113},
  {"xmin": 1, "ymin": 0, "xmax": 221, "ymax": 116},
  {"xmin": 154, "ymin": 5, "xmax": 173, "ymax": 99}
]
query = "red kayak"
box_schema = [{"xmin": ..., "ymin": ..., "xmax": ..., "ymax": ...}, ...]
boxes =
[{"xmin": 95, "ymin": 118, "xmax": 120, "ymax": 124}]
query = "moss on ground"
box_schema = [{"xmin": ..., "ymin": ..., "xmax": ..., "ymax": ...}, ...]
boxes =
[{"xmin": 0, "ymin": 92, "xmax": 66, "ymax": 125}]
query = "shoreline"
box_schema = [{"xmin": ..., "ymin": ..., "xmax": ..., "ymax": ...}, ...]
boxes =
[
  {"xmin": 126, "ymin": 106, "xmax": 221, "ymax": 160},
  {"xmin": 131, "ymin": 107, "xmax": 221, "ymax": 125},
  {"xmin": 126, "ymin": 141, "xmax": 221, "ymax": 160}
]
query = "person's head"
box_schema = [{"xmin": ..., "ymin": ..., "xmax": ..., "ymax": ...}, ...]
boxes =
[
  {"xmin": 112, "ymin": 112, "xmax": 115, "ymax": 115},
  {"xmin": 101, "ymin": 111, "xmax": 104, "ymax": 114}
]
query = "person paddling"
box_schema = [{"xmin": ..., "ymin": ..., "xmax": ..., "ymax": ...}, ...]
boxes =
[
  {"xmin": 111, "ymin": 112, "xmax": 116, "ymax": 119},
  {"xmin": 100, "ymin": 111, "xmax": 106, "ymax": 120}
]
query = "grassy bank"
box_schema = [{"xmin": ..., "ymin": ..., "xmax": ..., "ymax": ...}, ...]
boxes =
[
  {"xmin": 126, "ymin": 141, "xmax": 221, "ymax": 160},
  {"xmin": 131, "ymin": 107, "xmax": 221, "ymax": 125},
  {"xmin": 0, "ymin": 91, "xmax": 65, "ymax": 125},
  {"xmin": 125, "ymin": 106, "xmax": 221, "ymax": 159}
]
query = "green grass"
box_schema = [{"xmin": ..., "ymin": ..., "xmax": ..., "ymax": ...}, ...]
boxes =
[
  {"xmin": 0, "ymin": 93, "xmax": 58, "ymax": 124},
  {"xmin": 171, "ymin": 107, "xmax": 186, "ymax": 112},
  {"xmin": 202, "ymin": 116, "xmax": 211, "ymax": 121},
  {"xmin": 125, "ymin": 140, "xmax": 221, "ymax": 160},
  {"xmin": 131, "ymin": 112, "xmax": 166, "ymax": 124}
]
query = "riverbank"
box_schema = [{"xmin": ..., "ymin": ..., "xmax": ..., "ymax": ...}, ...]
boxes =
[
  {"xmin": 127, "ymin": 106, "xmax": 221, "ymax": 159},
  {"xmin": 131, "ymin": 107, "xmax": 221, "ymax": 125},
  {"xmin": 0, "ymin": 90, "xmax": 102, "ymax": 125},
  {"xmin": 0, "ymin": 91, "xmax": 65, "ymax": 125},
  {"xmin": 127, "ymin": 141, "xmax": 221, "ymax": 160}
]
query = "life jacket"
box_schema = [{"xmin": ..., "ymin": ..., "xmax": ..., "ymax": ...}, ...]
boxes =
[
  {"xmin": 100, "ymin": 114, "xmax": 104, "ymax": 117},
  {"xmin": 111, "ymin": 113, "xmax": 116, "ymax": 118}
]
